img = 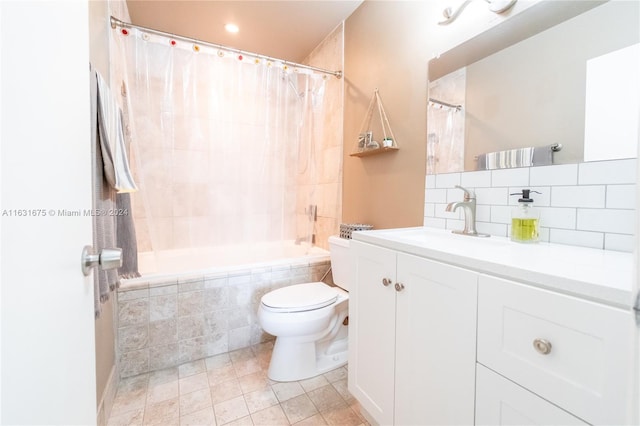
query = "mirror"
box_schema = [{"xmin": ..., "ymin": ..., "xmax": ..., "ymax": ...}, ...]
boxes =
[{"xmin": 427, "ymin": 0, "xmax": 640, "ymax": 174}]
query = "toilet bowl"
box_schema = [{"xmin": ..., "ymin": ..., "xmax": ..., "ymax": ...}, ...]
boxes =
[{"xmin": 257, "ymin": 236, "xmax": 350, "ymax": 382}]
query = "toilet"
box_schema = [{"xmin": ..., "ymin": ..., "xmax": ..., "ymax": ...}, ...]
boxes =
[{"xmin": 257, "ymin": 236, "xmax": 350, "ymax": 382}]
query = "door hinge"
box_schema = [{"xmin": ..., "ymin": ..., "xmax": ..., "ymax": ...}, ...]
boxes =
[{"xmin": 634, "ymin": 291, "xmax": 640, "ymax": 327}]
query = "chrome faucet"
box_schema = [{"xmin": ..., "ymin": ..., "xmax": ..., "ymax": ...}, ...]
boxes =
[{"xmin": 446, "ymin": 185, "xmax": 490, "ymax": 237}]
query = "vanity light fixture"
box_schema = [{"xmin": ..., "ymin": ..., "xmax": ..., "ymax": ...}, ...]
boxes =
[{"xmin": 439, "ymin": 0, "xmax": 517, "ymax": 25}]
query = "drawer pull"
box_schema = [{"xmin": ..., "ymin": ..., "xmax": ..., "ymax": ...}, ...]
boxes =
[
  {"xmin": 395, "ymin": 282, "xmax": 405, "ymax": 292},
  {"xmin": 382, "ymin": 278, "xmax": 392, "ymax": 287},
  {"xmin": 533, "ymin": 338, "xmax": 552, "ymax": 355}
]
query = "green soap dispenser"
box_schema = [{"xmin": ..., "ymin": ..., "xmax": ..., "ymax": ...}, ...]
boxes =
[{"xmin": 510, "ymin": 189, "xmax": 542, "ymax": 243}]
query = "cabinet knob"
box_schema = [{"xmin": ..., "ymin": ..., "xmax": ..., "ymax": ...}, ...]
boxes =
[
  {"xmin": 382, "ymin": 278, "xmax": 392, "ymax": 287},
  {"xmin": 533, "ymin": 338, "xmax": 552, "ymax": 355},
  {"xmin": 395, "ymin": 282, "xmax": 405, "ymax": 292}
]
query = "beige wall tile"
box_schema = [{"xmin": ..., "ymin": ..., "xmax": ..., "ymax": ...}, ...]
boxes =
[
  {"xmin": 118, "ymin": 298, "xmax": 149, "ymax": 327},
  {"xmin": 149, "ymin": 294, "xmax": 177, "ymax": 321},
  {"xmin": 148, "ymin": 318, "xmax": 177, "ymax": 347},
  {"xmin": 118, "ymin": 324, "xmax": 149, "ymax": 352},
  {"xmin": 149, "ymin": 343, "xmax": 179, "ymax": 371}
]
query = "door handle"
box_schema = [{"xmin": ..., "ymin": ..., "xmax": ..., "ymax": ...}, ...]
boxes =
[{"xmin": 81, "ymin": 245, "xmax": 122, "ymax": 276}]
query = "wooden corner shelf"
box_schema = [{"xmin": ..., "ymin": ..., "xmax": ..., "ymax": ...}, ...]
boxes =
[{"xmin": 350, "ymin": 146, "xmax": 399, "ymax": 158}]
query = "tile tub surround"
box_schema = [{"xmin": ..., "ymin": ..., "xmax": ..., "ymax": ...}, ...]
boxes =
[
  {"xmin": 116, "ymin": 259, "xmax": 331, "ymax": 378},
  {"xmin": 424, "ymin": 158, "xmax": 637, "ymax": 251}
]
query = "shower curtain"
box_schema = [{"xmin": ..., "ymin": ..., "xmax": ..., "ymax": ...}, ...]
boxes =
[
  {"xmin": 112, "ymin": 27, "xmax": 327, "ymax": 255},
  {"xmin": 427, "ymin": 103, "xmax": 464, "ymax": 175}
]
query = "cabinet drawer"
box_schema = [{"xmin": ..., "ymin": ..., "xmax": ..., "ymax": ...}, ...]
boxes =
[
  {"xmin": 477, "ymin": 275, "xmax": 633, "ymax": 425},
  {"xmin": 476, "ymin": 364, "xmax": 587, "ymax": 426}
]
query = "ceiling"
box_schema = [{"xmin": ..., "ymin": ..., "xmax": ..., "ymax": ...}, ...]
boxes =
[{"xmin": 126, "ymin": 1, "xmax": 363, "ymax": 63}]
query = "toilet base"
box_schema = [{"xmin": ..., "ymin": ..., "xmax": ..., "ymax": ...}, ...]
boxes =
[{"xmin": 267, "ymin": 335, "xmax": 348, "ymax": 382}]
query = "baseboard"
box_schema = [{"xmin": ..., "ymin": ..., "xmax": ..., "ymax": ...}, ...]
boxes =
[{"xmin": 96, "ymin": 364, "xmax": 119, "ymax": 426}]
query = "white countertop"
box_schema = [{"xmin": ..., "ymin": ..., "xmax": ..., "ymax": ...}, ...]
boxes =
[{"xmin": 352, "ymin": 227, "xmax": 635, "ymax": 308}]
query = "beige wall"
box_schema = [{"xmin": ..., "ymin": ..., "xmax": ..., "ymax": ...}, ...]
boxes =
[
  {"xmin": 343, "ymin": 1, "xmax": 430, "ymax": 229},
  {"xmin": 342, "ymin": 0, "xmax": 568, "ymax": 229}
]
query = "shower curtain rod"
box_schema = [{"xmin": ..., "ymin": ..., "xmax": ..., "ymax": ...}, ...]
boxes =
[
  {"xmin": 110, "ymin": 16, "xmax": 343, "ymax": 79},
  {"xmin": 428, "ymin": 97, "xmax": 462, "ymax": 111}
]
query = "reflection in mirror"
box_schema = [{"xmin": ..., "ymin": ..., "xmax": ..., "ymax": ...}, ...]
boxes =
[{"xmin": 427, "ymin": 0, "xmax": 640, "ymax": 174}]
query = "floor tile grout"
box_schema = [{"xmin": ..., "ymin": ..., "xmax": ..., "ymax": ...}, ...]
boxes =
[{"xmin": 108, "ymin": 342, "xmax": 368, "ymax": 426}]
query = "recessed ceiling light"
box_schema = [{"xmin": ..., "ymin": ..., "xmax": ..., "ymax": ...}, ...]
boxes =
[{"xmin": 225, "ymin": 23, "xmax": 239, "ymax": 34}]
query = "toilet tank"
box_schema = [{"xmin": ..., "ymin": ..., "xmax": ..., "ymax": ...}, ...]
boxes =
[{"xmin": 328, "ymin": 236, "xmax": 350, "ymax": 291}]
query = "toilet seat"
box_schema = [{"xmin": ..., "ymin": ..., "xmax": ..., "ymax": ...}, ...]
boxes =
[{"xmin": 261, "ymin": 282, "xmax": 338, "ymax": 313}]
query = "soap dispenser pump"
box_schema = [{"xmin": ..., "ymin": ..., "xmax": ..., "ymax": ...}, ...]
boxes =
[{"xmin": 510, "ymin": 189, "xmax": 541, "ymax": 243}]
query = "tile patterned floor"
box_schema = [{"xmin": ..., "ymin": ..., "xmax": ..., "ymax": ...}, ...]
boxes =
[{"xmin": 107, "ymin": 341, "xmax": 369, "ymax": 426}]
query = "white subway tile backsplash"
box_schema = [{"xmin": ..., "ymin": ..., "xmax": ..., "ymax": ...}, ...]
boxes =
[
  {"xmin": 476, "ymin": 205, "xmax": 491, "ymax": 222},
  {"xmin": 425, "ymin": 188, "xmax": 448, "ymax": 203},
  {"xmin": 539, "ymin": 227, "xmax": 551, "ymax": 243},
  {"xmin": 529, "ymin": 164, "xmax": 578, "ymax": 186},
  {"xmin": 577, "ymin": 209, "xmax": 636, "ymax": 234},
  {"xmin": 423, "ymin": 159, "xmax": 636, "ymax": 252},
  {"xmin": 426, "ymin": 174, "xmax": 436, "ymax": 189},
  {"xmin": 424, "ymin": 203, "xmax": 435, "ymax": 217},
  {"xmin": 606, "ymin": 185, "xmax": 636, "ymax": 209},
  {"xmin": 475, "ymin": 187, "xmax": 509, "ymax": 205},
  {"xmin": 539, "ymin": 207, "xmax": 577, "ymax": 229},
  {"xmin": 461, "ymin": 170, "xmax": 491, "ymax": 188},
  {"xmin": 423, "ymin": 217, "xmax": 446, "ymax": 228},
  {"xmin": 445, "ymin": 219, "xmax": 465, "ymax": 231},
  {"xmin": 604, "ymin": 233, "xmax": 636, "ymax": 252},
  {"xmin": 491, "ymin": 167, "xmax": 529, "ymax": 187},
  {"xmin": 578, "ymin": 159, "xmax": 636, "ymax": 185},
  {"xmin": 490, "ymin": 205, "xmax": 512, "ymax": 224},
  {"xmin": 549, "ymin": 229, "xmax": 604, "ymax": 250},
  {"xmin": 476, "ymin": 222, "xmax": 507, "ymax": 237},
  {"xmin": 447, "ymin": 188, "xmax": 465, "ymax": 202},
  {"xmin": 435, "ymin": 173, "xmax": 461, "ymax": 188},
  {"xmin": 550, "ymin": 186, "xmax": 606, "ymax": 208},
  {"xmin": 435, "ymin": 203, "xmax": 461, "ymax": 219}
]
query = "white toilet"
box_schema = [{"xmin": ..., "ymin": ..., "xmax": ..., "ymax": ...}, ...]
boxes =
[{"xmin": 258, "ymin": 236, "xmax": 350, "ymax": 382}]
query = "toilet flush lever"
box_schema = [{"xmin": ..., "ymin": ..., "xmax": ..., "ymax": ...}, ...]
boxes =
[{"xmin": 81, "ymin": 245, "xmax": 122, "ymax": 276}]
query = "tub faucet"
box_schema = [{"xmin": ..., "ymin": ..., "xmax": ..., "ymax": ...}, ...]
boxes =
[{"xmin": 446, "ymin": 185, "xmax": 490, "ymax": 237}]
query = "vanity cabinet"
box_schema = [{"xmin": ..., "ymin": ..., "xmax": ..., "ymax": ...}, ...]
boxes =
[
  {"xmin": 475, "ymin": 364, "xmax": 587, "ymax": 425},
  {"xmin": 348, "ymin": 240, "xmax": 478, "ymax": 425},
  {"xmin": 349, "ymin": 227, "xmax": 636, "ymax": 425},
  {"xmin": 477, "ymin": 275, "xmax": 634, "ymax": 426}
]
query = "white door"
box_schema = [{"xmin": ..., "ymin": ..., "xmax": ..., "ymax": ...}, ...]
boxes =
[{"xmin": 1, "ymin": 1, "xmax": 96, "ymax": 424}]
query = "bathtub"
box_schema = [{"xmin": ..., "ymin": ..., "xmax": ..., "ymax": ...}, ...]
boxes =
[
  {"xmin": 116, "ymin": 240, "xmax": 331, "ymax": 378},
  {"xmin": 135, "ymin": 240, "xmax": 330, "ymax": 277}
]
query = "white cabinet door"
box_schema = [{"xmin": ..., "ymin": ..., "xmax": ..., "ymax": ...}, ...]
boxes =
[
  {"xmin": 476, "ymin": 365, "xmax": 587, "ymax": 426},
  {"xmin": 349, "ymin": 240, "xmax": 397, "ymax": 425},
  {"xmin": 395, "ymin": 254, "xmax": 478, "ymax": 425}
]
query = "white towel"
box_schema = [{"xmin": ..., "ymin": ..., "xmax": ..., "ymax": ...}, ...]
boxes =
[{"xmin": 96, "ymin": 72, "xmax": 137, "ymax": 193}]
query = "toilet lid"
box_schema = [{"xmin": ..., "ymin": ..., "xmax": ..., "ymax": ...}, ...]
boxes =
[{"xmin": 261, "ymin": 282, "xmax": 338, "ymax": 312}]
